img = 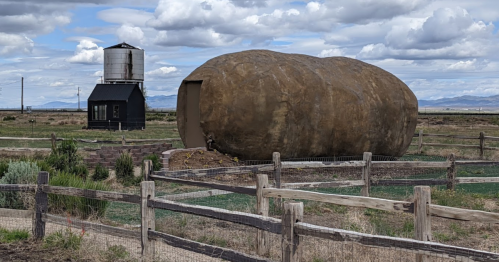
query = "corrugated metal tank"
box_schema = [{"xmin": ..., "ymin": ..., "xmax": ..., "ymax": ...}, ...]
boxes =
[{"xmin": 104, "ymin": 44, "xmax": 144, "ymax": 82}]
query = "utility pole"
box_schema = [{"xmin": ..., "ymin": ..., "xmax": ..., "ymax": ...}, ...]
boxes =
[
  {"xmin": 77, "ymin": 86, "xmax": 81, "ymax": 110},
  {"xmin": 21, "ymin": 77, "xmax": 23, "ymax": 114}
]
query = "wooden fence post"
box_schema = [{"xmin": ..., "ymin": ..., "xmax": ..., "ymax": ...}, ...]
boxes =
[
  {"xmin": 446, "ymin": 154, "xmax": 456, "ymax": 191},
  {"xmin": 282, "ymin": 201, "xmax": 303, "ymax": 262},
  {"xmin": 50, "ymin": 133, "xmax": 56, "ymax": 151},
  {"xmin": 122, "ymin": 135, "xmax": 126, "ymax": 146},
  {"xmin": 256, "ymin": 174, "xmax": 270, "ymax": 256},
  {"xmin": 418, "ymin": 130, "xmax": 423, "ymax": 154},
  {"xmin": 361, "ymin": 152, "xmax": 372, "ymax": 197},
  {"xmin": 141, "ymin": 181, "xmax": 155, "ymax": 261},
  {"xmin": 479, "ymin": 132, "xmax": 485, "ymax": 159},
  {"xmin": 414, "ymin": 186, "xmax": 431, "ymax": 262},
  {"xmin": 34, "ymin": 171, "xmax": 49, "ymax": 240},
  {"xmin": 273, "ymin": 152, "xmax": 282, "ymax": 209},
  {"xmin": 143, "ymin": 160, "xmax": 152, "ymax": 181}
]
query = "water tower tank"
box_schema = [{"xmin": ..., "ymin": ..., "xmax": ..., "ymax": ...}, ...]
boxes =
[{"xmin": 104, "ymin": 43, "xmax": 144, "ymax": 83}]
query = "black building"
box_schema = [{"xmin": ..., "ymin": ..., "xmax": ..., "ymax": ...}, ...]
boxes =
[{"xmin": 87, "ymin": 84, "xmax": 145, "ymax": 130}]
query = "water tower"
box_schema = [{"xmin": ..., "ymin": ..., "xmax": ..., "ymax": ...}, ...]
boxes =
[{"xmin": 103, "ymin": 42, "xmax": 145, "ymax": 92}]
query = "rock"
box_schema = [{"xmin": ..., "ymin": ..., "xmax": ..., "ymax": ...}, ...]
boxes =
[{"xmin": 177, "ymin": 50, "xmax": 418, "ymax": 160}]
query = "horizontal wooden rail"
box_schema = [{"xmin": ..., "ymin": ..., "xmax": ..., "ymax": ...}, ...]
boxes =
[
  {"xmin": 422, "ymin": 134, "xmax": 478, "ymax": 139},
  {"xmin": 281, "ymin": 161, "xmax": 365, "ymax": 169},
  {"xmin": 158, "ymin": 189, "xmax": 235, "ymax": 201},
  {"xmin": 154, "ymin": 164, "xmax": 274, "ymax": 178},
  {"xmin": 262, "ymin": 188, "xmax": 413, "ymax": 213},
  {"xmin": 0, "ymin": 208, "xmax": 33, "ymax": 218},
  {"xmin": 371, "ymin": 161, "xmax": 450, "ymax": 168},
  {"xmin": 456, "ymin": 177, "xmax": 499, "ymax": 184},
  {"xmin": 42, "ymin": 185, "xmax": 141, "ymax": 204},
  {"xmin": 455, "ymin": 160, "xmax": 499, "ymax": 166},
  {"xmin": 0, "ymin": 136, "xmax": 180, "ymax": 144},
  {"xmin": 148, "ymin": 199, "xmax": 282, "ymax": 234},
  {"xmin": 43, "ymin": 213, "xmax": 140, "ymax": 239},
  {"xmin": 429, "ymin": 205, "xmax": 499, "ymax": 224},
  {"xmin": 422, "ymin": 143, "xmax": 479, "ymax": 149},
  {"xmin": 149, "ymin": 175, "xmax": 257, "ymax": 195},
  {"xmin": 294, "ymin": 223, "xmax": 499, "ymax": 262},
  {"xmin": 0, "ymin": 184, "xmax": 36, "ymax": 192},
  {"xmin": 123, "ymin": 138, "xmax": 181, "ymax": 143},
  {"xmin": 149, "ymin": 230, "xmax": 271, "ymax": 262},
  {"xmin": 281, "ymin": 180, "xmax": 364, "ymax": 189},
  {"xmin": 0, "ymin": 137, "xmax": 62, "ymax": 141},
  {"xmin": 483, "ymin": 135, "xmax": 499, "ymax": 141},
  {"xmin": 371, "ymin": 179, "xmax": 448, "ymax": 186}
]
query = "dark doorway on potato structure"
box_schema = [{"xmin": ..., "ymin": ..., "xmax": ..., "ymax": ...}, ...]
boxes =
[{"xmin": 185, "ymin": 81, "xmax": 206, "ymax": 148}]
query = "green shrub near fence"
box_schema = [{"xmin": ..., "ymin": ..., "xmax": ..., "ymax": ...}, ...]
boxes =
[
  {"xmin": 92, "ymin": 163, "xmax": 109, "ymax": 181},
  {"xmin": 0, "ymin": 161, "xmax": 39, "ymax": 209},
  {"xmin": 143, "ymin": 153, "xmax": 162, "ymax": 171},
  {"xmin": 115, "ymin": 151, "xmax": 135, "ymax": 186}
]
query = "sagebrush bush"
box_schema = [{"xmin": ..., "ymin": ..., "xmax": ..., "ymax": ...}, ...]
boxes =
[
  {"xmin": 49, "ymin": 172, "xmax": 109, "ymax": 218},
  {"xmin": 0, "ymin": 161, "xmax": 40, "ymax": 209},
  {"xmin": 143, "ymin": 153, "xmax": 162, "ymax": 171},
  {"xmin": 115, "ymin": 151, "xmax": 134, "ymax": 185},
  {"xmin": 92, "ymin": 163, "xmax": 109, "ymax": 181}
]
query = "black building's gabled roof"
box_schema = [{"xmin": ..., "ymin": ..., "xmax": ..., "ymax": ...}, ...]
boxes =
[
  {"xmin": 104, "ymin": 42, "xmax": 141, "ymax": 50},
  {"xmin": 88, "ymin": 84, "xmax": 143, "ymax": 101}
]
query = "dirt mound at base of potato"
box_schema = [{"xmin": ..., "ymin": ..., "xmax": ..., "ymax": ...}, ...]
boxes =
[{"xmin": 168, "ymin": 149, "xmax": 242, "ymax": 170}]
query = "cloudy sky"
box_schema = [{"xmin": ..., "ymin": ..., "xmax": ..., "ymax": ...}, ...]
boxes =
[{"xmin": 0, "ymin": 0, "xmax": 498, "ymax": 108}]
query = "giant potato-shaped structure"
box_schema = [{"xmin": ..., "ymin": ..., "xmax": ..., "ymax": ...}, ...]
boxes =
[{"xmin": 177, "ymin": 50, "xmax": 418, "ymax": 160}]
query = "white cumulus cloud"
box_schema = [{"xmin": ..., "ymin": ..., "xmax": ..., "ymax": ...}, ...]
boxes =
[
  {"xmin": 66, "ymin": 40, "xmax": 104, "ymax": 64},
  {"xmin": 146, "ymin": 66, "xmax": 179, "ymax": 77}
]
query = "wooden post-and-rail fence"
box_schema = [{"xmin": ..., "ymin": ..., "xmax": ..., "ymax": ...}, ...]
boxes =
[
  {"xmin": 0, "ymin": 133, "xmax": 182, "ymax": 147},
  {"xmin": 414, "ymin": 130, "xmax": 499, "ymax": 158},
  {"xmin": 2, "ymin": 169, "xmax": 499, "ymax": 262}
]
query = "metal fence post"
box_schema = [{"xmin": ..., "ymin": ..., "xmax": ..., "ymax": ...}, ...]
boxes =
[
  {"xmin": 256, "ymin": 174, "xmax": 270, "ymax": 256},
  {"xmin": 141, "ymin": 181, "xmax": 155, "ymax": 261},
  {"xmin": 34, "ymin": 171, "xmax": 49, "ymax": 240},
  {"xmin": 414, "ymin": 186, "xmax": 431, "ymax": 262},
  {"xmin": 282, "ymin": 201, "xmax": 303, "ymax": 262}
]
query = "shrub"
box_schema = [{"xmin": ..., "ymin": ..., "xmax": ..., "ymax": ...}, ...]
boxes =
[
  {"xmin": 49, "ymin": 172, "xmax": 109, "ymax": 218},
  {"xmin": 0, "ymin": 161, "xmax": 8, "ymax": 179},
  {"xmin": 100, "ymin": 245, "xmax": 132, "ymax": 262},
  {"xmin": 44, "ymin": 229, "xmax": 83, "ymax": 250},
  {"xmin": 92, "ymin": 163, "xmax": 109, "ymax": 181},
  {"xmin": 70, "ymin": 164, "xmax": 88, "ymax": 180},
  {"xmin": 115, "ymin": 151, "xmax": 134, "ymax": 185},
  {"xmin": 0, "ymin": 228, "xmax": 29, "ymax": 243},
  {"xmin": 36, "ymin": 160, "xmax": 55, "ymax": 176},
  {"xmin": 143, "ymin": 153, "xmax": 162, "ymax": 171},
  {"xmin": 2, "ymin": 116, "xmax": 15, "ymax": 121},
  {"xmin": 0, "ymin": 161, "xmax": 39, "ymax": 209}
]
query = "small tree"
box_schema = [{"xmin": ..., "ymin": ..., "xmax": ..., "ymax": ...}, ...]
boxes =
[{"xmin": 115, "ymin": 151, "xmax": 134, "ymax": 185}]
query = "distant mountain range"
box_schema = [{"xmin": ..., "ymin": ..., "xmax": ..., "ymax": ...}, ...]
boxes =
[
  {"xmin": 31, "ymin": 94, "xmax": 499, "ymax": 110},
  {"xmin": 418, "ymin": 95, "xmax": 499, "ymax": 107},
  {"xmin": 34, "ymin": 95, "xmax": 178, "ymax": 110}
]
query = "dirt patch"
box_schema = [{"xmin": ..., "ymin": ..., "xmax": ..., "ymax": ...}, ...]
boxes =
[{"xmin": 0, "ymin": 240, "xmax": 87, "ymax": 262}]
